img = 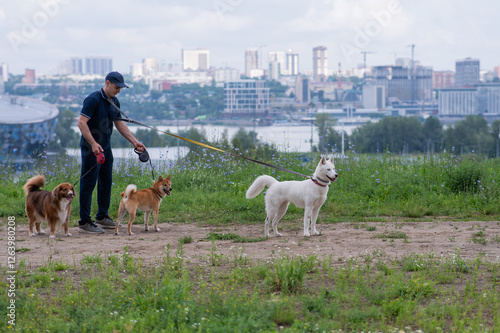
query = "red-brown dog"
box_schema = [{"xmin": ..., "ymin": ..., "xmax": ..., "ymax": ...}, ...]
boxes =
[
  {"xmin": 115, "ymin": 175, "xmax": 172, "ymax": 236},
  {"xmin": 23, "ymin": 175, "xmax": 75, "ymax": 238}
]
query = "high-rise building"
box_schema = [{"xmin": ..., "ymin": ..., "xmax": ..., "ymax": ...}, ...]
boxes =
[
  {"xmin": 84, "ymin": 57, "xmax": 112, "ymax": 75},
  {"xmin": 286, "ymin": 50, "xmax": 299, "ymax": 76},
  {"xmin": 268, "ymin": 51, "xmax": 285, "ymax": 80},
  {"xmin": 57, "ymin": 57, "xmax": 112, "ymax": 75},
  {"xmin": 22, "ymin": 69, "xmax": 36, "ymax": 83},
  {"xmin": 182, "ymin": 48, "xmax": 210, "ymax": 71},
  {"xmin": 215, "ymin": 67, "xmax": 240, "ymax": 82},
  {"xmin": 476, "ymin": 83, "xmax": 500, "ymax": 114},
  {"xmin": 295, "ymin": 75, "xmax": 310, "ymax": 103},
  {"xmin": 455, "ymin": 58, "xmax": 480, "ymax": 88},
  {"xmin": 371, "ymin": 66, "xmax": 390, "ymax": 97},
  {"xmin": 372, "ymin": 64, "xmax": 433, "ymax": 102},
  {"xmin": 223, "ymin": 80, "xmax": 269, "ymax": 116},
  {"xmin": 1, "ymin": 63, "xmax": 9, "ymax": 82},
  {"xmin": 363, "ymin": 84, "xmax": 386, "ymax": 109},
  {"xmin": 438, "ymin": 88, "xmax": 477, "ymax": 115},
  {"xmin": 245, "ymin": 48, "xmax": 259, "ymax": 77},
  {"xmin": 130, "ymin": 63, "xmax": 144, "ymax": 77},
  {"xmin": 143, "ymin": 58, "xmax": 159, "ymax": 76},
  {"xmin": 439, "ymin": 83, "xmax": 500, "ymax": 116},
  {"xmin": 83, "ymin": 56, "xmax": 113, "ymax": 75},
  {"xmin": 312, "ymin": 46, "xmax": 328, "ymax": 82},
  {"xmin": 415, "ymin": 66, "xmax": 433, "ymax": 101},
  {"xmin": 58, "ymin": 57, "xmax": 83, "ymax": 75},
  {"xmin": 433, "ymin": 71, "xmax": 455, "ymax": 89},
  {"xmin": 70, "ymin": 57, "xmax": 83, "ymax": 74},
  {"xmin": 494, "ymin": 66, "xmax": 500, "ymax": 80},
  {"xmin": 388, "ymin": 66, "xmax": 411, "ymax": 101}
]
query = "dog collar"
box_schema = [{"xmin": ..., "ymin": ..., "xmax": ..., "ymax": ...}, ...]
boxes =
[
  {"xmin": 151, "ymin": 187, "xmax": 163, "ymax": 201},
  {"xmin": 311, "ymin": 177, "xmax": 329, "ymax": 187}
]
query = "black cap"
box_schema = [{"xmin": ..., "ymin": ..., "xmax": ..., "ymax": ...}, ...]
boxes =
[{"xmin": 105, "ymin": 71, "xmax": 129, "ymax": 88}]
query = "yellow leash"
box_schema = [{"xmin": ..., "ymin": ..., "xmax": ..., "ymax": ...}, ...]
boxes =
[{"xmin": 107, "ymin": 98, "xmax": 311, "ymax": 178}]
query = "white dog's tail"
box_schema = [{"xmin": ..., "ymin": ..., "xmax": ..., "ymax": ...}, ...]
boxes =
[
  {"xmin": 121, "ymin": 184, "xmax": 137, "ymax": 203},
  {"xmin": 246, "ymin": 175, "xmax": 277, "ymax": 199}
]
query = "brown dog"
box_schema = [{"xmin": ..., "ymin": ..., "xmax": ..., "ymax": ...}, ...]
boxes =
[
  {"xmin": 115, "ymin": 175, "xmax": 172, "ymax": 236},
  {"xmin": 23, "ymin": 175, "xmax": 76, "ymax": 238}
]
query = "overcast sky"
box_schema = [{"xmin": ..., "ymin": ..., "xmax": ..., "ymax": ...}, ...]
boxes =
[{"xmin": 1, "ymin": 0, "xmax": 499, "ymax": 75}]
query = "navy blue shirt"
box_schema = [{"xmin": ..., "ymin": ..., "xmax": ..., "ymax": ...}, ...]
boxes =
[{"xmin": 80, "ymin": 88, "xmax": 123, "ymax": 149}]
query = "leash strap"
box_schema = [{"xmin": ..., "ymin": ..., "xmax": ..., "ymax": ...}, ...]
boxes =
[
  {"xmin": 149, "ymin": 159, "xmax": 156, "ymax": 180},
  {"xmin": 73, "ymin": 161, "xmax": 99, "ymax": 186},
  {"xmin": 106, "ymin": 98, "xmax": 311, "ymax": 179}
]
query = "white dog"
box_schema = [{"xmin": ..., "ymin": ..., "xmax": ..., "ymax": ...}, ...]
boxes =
[{"xmin": 246, "ymin": 155, "xmax": 338, "ymax": 237}]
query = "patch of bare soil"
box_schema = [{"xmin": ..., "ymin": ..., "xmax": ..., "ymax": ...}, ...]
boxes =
[{"xmin": 4, "ymin": 220, "xmax": 500, "ymax": 268}]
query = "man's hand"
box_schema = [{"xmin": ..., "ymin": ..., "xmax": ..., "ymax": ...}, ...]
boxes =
[
  {"xmin": 92, "ymin": 143, "xmax": 103, "ymax": 155},
  {"xmin": 134, "ymin": 141, "xmax": 146, "ymax": 152}
]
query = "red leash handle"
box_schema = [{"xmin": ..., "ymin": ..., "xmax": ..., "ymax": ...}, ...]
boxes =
[{"xmin": 95, "ymin": 152, "xmax": 105, "ymax": 165}]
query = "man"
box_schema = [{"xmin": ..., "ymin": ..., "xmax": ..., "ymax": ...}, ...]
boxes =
[{"xmin": 77, "ymin": 71, "xmax": 146, "ymax": 233}]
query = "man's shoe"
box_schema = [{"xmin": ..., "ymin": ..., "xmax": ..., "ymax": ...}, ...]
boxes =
[
  {"xmin": 95, "ymin": 216, "xmax": 116, "ymax": 229},
  {"xmin": 79, "ymin": 221, "xmax": 104, "ymax": 233}
]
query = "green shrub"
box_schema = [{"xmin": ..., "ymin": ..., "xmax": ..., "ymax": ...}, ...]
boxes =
[{"xmin": 445, "ymin": 160, "xmax": 483, "ymax": 193}]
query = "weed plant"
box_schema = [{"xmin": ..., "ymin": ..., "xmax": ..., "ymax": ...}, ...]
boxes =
[
  {"xmin": 2, "ymin": 149, "xmax": 500, "ymax": 331},
  {"xmin": 2, "ymin": 248, "xmax": 499, "ymax": 331},
  {"xmin": 1, "ymin": 149, "xmax": 500, "ymax": 223}
]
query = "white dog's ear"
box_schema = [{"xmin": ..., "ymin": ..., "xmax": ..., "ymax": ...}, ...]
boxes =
[
  {"xmin": 320, "ymin": 155, "xmax": 326, "ymax": 165},
  {"xmin": 329, "ymin": 155, "xmax": 334, "ymax": 163}
]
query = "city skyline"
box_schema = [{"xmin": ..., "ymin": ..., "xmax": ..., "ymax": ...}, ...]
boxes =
[{"xmin": 1, "ymin": 0, "xmax": 500, "ymax": 75}]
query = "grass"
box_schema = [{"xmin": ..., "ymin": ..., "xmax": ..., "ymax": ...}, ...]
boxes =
[
  {"xmin": 204, "ymin": 232, "xmax": 267, "ymax": 243},
  {"xmin": 2, "ymin": 151, "xmax": 500, "ymax": 224},
  {"xmin": 1, "ymin": 248, "xmax": 499, "ymax": 331},
  {"xmin": 2, "ymin": 150, "xmax": 500, "ymax": 330}
]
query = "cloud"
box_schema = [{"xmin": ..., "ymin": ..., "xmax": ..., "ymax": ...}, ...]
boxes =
[{"xmin": 1, "ymin": 0, "xmax": 500, "ymax": 74}]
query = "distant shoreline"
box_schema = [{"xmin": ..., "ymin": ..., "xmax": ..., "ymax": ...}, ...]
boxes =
[{"xmin": 153, "ymin": 118, "xmax": 265, "ymax": 127}]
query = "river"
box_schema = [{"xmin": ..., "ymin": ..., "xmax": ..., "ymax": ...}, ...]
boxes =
[
  {"xmin": 130, "ymin": 124, "xmax": 357, "ymax": 153},
  {"xmin": 70, "ymin": 123, "xmax": 357, "ymax": 154}
]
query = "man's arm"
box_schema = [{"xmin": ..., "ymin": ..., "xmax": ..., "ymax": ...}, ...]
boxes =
[
  {"xmin": 114, "ymin": 120, "xmax": 146, "ymax": 151},
  {"xmin": 77, "ymin": 115, "xmax": 103, "ymax": 155}
]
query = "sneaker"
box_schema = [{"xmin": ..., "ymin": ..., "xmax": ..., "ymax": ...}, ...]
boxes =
[
  {"xmin": 95, "ymin": 216, "xmax": 116, "ymax": 229},
  {"xmin": 79, "ymin": 221, "xmax": 104, "ymax": 233}
]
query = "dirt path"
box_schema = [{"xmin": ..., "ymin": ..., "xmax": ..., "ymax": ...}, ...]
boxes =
[{"xmin": 3, "ymin": 220, "xmax": 500, "ymax": 268}]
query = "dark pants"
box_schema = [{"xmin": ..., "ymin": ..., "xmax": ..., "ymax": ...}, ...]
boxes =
[{"xmin": 79, "ymin": 146, "xmax": 114, "ymax": 224}]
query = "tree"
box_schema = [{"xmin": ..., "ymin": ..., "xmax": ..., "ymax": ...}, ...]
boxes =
[
  {"xmin": 445, "ymin": 115, "xmax": 489, "ymax": 154},
  {"xmin": 323, "ymin": 127, "xmax": 343, "ymax": 153},
  {"xmin": 150, "ymin": 90, "xmax": 163, "ymax": 102},
  {"xmin": 351, "ymin": 116, "xmax": 424, "ymax": 153},
  {"xmin": 178, "ymin": 127, "xmax": 208, "ymax": 154},
  {"xmin": 53, "ymin": 109, "xmax": 79, "ymax": 149},
  {"xmin": 315, "ymin": 113, "xmax": 335, "ymax": 153},
  {"xmin": 231, "ymin": 128, "xmax": 257, "ymax": 152},
  {"xmin": 491, "ymin": 120, "xmax": 500, "ymax": 157},
  {"xmin": 422, "ymin": 116, "xmax": 443, "ymax": 154}
]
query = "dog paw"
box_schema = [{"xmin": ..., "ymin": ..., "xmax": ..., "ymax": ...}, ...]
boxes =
[
  {"xmin": 304, "ymin": 232, "xmax": 311, "ymax": 237},
  {"xmin": 30, "ymin": 232, "xmax": 37, "ymax": 237},
  {"xmin": 155, "ymin": 227, "xmax": 160, "ymax": 232},
  {"xmin": 114, "ymin": 232, "xmax": 119, "ymax": 235},
  {"xmin": 49, "ymin": 235, "xmax": 56, "ymax": 239},
  {"xmin": 65, "ymin": 233, "xmax": 72, "ymax": 237},
  {"xmin": 145, "ymin": 226, "xmax": 149, "ymax": 231},
  {"xmin": 312, "ymin": 230, "xmax": 320, "ymax": 236},
  {"xmin": 38, "ymin": 230, "xmax": 46, "ymax": 234},
  {"xmin": 276, "ymin": 232, "xmax": 283, "ymax": 237},
  {"xmin": 129, "ymin": 232, "xmax": 135, "ymax": 236}
]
